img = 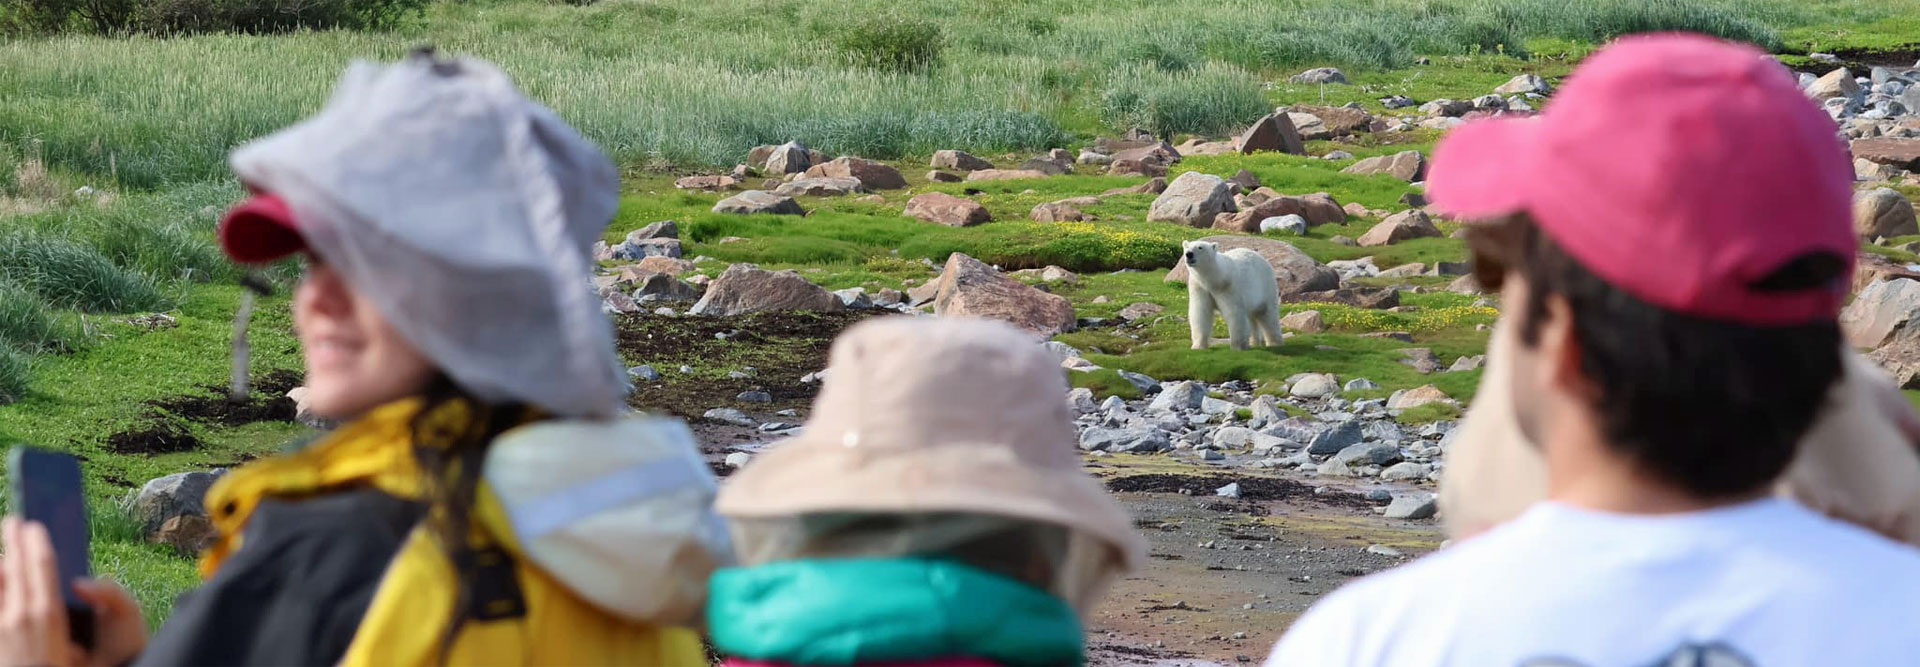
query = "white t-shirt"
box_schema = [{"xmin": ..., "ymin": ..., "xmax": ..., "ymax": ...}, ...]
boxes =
[{"xmin": 1266, "ymin": 498, "xmax": 1920, "ymax": 666}]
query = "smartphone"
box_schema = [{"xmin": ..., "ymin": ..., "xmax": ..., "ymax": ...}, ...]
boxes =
[{"xmin": 7, "ymin": 446, "xmax": 95, "ymax": 649}]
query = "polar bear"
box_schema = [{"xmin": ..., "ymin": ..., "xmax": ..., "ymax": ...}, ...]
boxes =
[{"xmin": 1184, "ymin": 240, "xmax": 1283, "ymax": 350}]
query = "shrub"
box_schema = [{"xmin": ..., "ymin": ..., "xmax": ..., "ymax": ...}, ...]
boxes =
[
  {"xmin": 0, "ymin": 233, "xmax": 166, "ymax": 313},
  {"xmin": 837, "ymin": 14, "xmax": 944, "ymax": 73},
  {"xmin": 0, "ymin": 281, "xmax": 78, "ymax": 353},
  {"xmin": 0, "ymin": 345, "xmax": 28, "ymax": 405}
]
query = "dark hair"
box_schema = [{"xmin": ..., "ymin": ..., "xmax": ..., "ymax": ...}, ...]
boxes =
[
  {"xmin": 409, "ymin": 376, "xmax": 536, "ymax": 662},
  {"xmin": 1478, "ymin": 216, "xmax": 1844, "ymax": 499}
]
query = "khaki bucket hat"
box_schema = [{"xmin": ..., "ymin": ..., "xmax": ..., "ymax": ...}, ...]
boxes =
[{"xmin": 718, "ymin": 316, "xmax": 1148, "ymax": 573}]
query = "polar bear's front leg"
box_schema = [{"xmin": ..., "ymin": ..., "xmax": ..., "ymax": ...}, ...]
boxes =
[{"xmin": 1189, "ymin": 283, "xmax": 1215, "ymax": 350}]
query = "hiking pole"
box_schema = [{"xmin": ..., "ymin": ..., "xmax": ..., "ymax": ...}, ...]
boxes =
[{"xmin": 229, "ymin": 274, "xmax": 274, "ymax": 404}]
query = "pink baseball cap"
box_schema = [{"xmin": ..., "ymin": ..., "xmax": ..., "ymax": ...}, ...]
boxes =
[
  {"xmin": 1429, "ymin": 33, "xmax": 1856, "ymax": 326},
  {"xmin": 218, "ymin": 192, "xmax": 308, "ymax": 264}
]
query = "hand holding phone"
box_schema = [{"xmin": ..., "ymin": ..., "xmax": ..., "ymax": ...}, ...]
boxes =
[
  {"xmin": 6, "ymin": 447, "xmax": 95, "ymax": 652},
  {"xmin": 1, "ymin": 516, "xmax": 82, "ymax": 667}
]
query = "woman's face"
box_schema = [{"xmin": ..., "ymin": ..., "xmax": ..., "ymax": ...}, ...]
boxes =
[{"xmin": 292, "ymin": 258, "xmax": 437, "ymax": 420}]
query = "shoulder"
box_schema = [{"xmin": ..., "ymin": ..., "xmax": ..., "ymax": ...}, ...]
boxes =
[{"xmin": 1267, "ymin": 535, "xmax": 1521, "ymax": 665}]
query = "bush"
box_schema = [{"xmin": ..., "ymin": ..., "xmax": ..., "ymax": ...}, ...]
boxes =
[
  {"xmin": 1, "ymin": 0, "xmax": 424, "ymax": 35},
  {"xmin": 0, "ymin": 281, "xmax": 77, "ymax": 354},
  {"xmin": 837, "ymin": 14, "xmax": 944, "ymax": 73},
  {"xmin": 0, "ymin": 233, "xmax": 166, "ymax": 313}
]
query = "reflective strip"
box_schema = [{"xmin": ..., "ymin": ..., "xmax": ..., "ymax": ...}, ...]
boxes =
[{"xmin": 506, "ymin": 457, "xmax": 710, "ymax": 541}]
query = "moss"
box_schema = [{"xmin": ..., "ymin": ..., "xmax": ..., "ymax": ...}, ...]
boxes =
[
  {"xmin": 1071, "ymin": 367, "xmax": 1143, "ymax": 401},
  {"xmin": 1395, "ymin": 402, "xmax": 1464, "ymax": 424}
]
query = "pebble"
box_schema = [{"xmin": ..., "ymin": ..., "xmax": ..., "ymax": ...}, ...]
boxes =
[
  {"xmin": 627, "ymin": 365, "xmax": 661, "ymax": 382},
  {"xmin": 679, "ymin": 365, "xmax": 694, "ymax": 373},
  {"xmin": 1201, "ymin": 449, "xmax": 1226, "ymax": 461},
  {"xmin": 724, "ymin": 452, "xmax": 752, "ymax": 468},
  {"xmin": 738, "ymin": 390, "xmax": 773, "ymax": 403},
  {"xmin": 1366, "ymin": 488, "xmax": 1392, "ymax": 502},
  {"xmin": 776, "ymin": 409, "xmax": 799, "ymax": 417},
  {"xmin": 1216, "ymin": 482, "xmax": 1242, "ymax": 499},
  {"xmin": 703, "ymin": 408, "xmax": 757, "ymax": 428},
  {"xmin": 1366, "ymin": 544, "xmax": 1404, "ymax": 557}
]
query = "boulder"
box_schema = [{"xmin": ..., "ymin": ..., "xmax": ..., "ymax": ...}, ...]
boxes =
[
  {"xmin": 765, "ymin": 141, "xmax": 815, "ymax": 174},
  {"xmin": 1842, "ymin": 278, "xmax": 1920, "ymax": 348},
  {"xmin": 1306, "ymin": 421, "xmax": 1363, "ymax": 455},
  {"xmin": 1400, "ymin": 348, "xmax": 1443, "ymax": 374},
  {"xmin": 1166, "ymin": 236, "xmax": 1339, "ymax": 297},
  {"xmin": 1289, "ymin": 287, "xmax": 1401, "ymax": 310},
  {"xmin": 1448, "ymin": 355, "xmax": 1486, "ymax": 372},
  {"xmin": 131, "ymin": 471, "xmax": 222, "ymax": 534},
  {"xmin": 1228, "ymin": 168, "xmax": 1262, "ymax": 191},
  {"xmin": 1032, "ymin": 197, "xmax": 1098, "ymax": 222},
  {"xmin": 1291, "ymin": 105, "xmax": 1375, "ymax": 137},
  {"xmin": 802, "ymin": 157, "xmax": 908, "ymax": 189},
  {"xmin": 689, "ymin": 263, "xmax": 844, "ymax": 316},
  {"xmin": 632, "ymin": 273, "xmax": 702, "ymax": 303},
  {"xmin": 930, "ymin": 253, "xmax": 1076, "ymax": 336},
  {"xmin": 626, "ymin": 220, "xmax": 679, "ymax": 241},
  {"xmin": 1109, "ymin": 143, "xmax": 1183, "ymax": 177},
  {"xmin": 773, "ymin": 177, "xmax": 866, "ymax": 197},
  {"xmin": 1494, "ymin": 73, "xmax": 1552, "ymax": 95},
  {"xmin": 1388, "ymin": 385, "xmax": 1452, "ymax": 410},
  {"xmin": 1447, "ymin": 273, "xmax": 1486, "ymax": 295},
  {"xmin": 1384, "ymin": 493, "xmax": 1438, "ymax": 520},
  {"xmin": 704, "ymin": 408, "xmax": 758, "ymax": 427},
  {"xmin": 904, "ymin": 192, "xmax": 991, "ymax": 227},
  {"xmin": 1859, "ymin": 157, "xmax": 1906, "ymax": 182},
  {"xmin": 931, "ymin": 150, "xmax": 994, "ymax": 172},
  {"xmin": 153, "ymin": 514, "xmax": 217, "ymax": 556},
  {"xmin": 1419, "ymin": 99, "xmax": 1474, "ymax": 117},
  {"xmin": 1261, "ymin": 214, "xmax": 1309, "ymax": 235},
  {"xmin": 1344, "ymin": 378, "xmax": 1380, "ymax": 392},
  {"xmin": 1289, "ymin": 373, "xmax": 1339, "ymax": 398},
  {"xmin": 1104, "ymin": 177, "xmax": 1169, "ymax": 196},
  {"xmin": 966, "ymin": 169, "xmax": 1053, "ymax": 181},
  {"xmin": 632, "ymin": 256, "xmax": 695, "ymax": 276},
  {"xmin": 1342, "ymin": 150, "xmax": 1427, "ymax": 182},
  {"xmin": 1855, "ymin": 252, "xmax": 1920, "ymax": 293},
  {"xmin": 1080, "ymin": 427, "xmax": 1173, "ymax": 453},
  {"xmin": 713, "ymin": 190, "xmax": 805, "ymax": 215},
  {"xmin": 834, "ymin": 287, "xmax": 874, "ymax": 310},
  {"xmin": 610, "ymin": 236, "xmax": 684, "ymax": 261},
  {"xmin": 1332, "ymin": 442, "xmax": 1401, "ymax": 467},
  {"xmin": 927, "ymin": 170, "xmax": 963, "ymax": 183},
  {"xmin": 1236, "ymin": 113, "xmax": 1307, "ymax": 155},
  {"xmin": 1856, "ymin": 187, "xmax": 1919, "ymax": 239},
  {"xmin": 1148, "ymin": 381, "xmax": 1207, "ymax": 413},
  {"xmin": 674, "ymin": 175, "xmax": 738, "ymax": 190},
  {"xmin": 1020, "ymin": 156, "xmax": 1074, "ymax": 176},
  {"xmin": 1118, "ymin": 302, "xmax": 1166, "ymax": 321},
  {"xmin": 1149, "ymin": 172, "xmax": 1236, "ymax": 227},
  {"xmin": 1011, "ymin": 265, "xmax": 1080, "ymax": 284},
  {"xmin": 1854, "ymin": 138, "xmax": 1920, "ymax": 171},
  {"xmin": 1358, "ymin": 210, "xmax": 1442, "ymax": 246},
  {"xmin": 1809, "ymin": 68, "xmax": 1863, "ymax": 100},
  {"xmin": 747, "ymin": 145, "xmax": 778, "ymax": 169},
  {"xmin": 1215, "ymin": 192, "xmax": 1344, "ymax": 232},
  {"xmin": 1078, "ymin": 151, "xmax": 1114, "ymax": 166},
  {"xmin": 1289, "ymin": 67, "xmax": 1349, "ymax": 84},
  {"xmin": 1281, "ymin": 309, "xmax": 1326, "ymax": 333}
]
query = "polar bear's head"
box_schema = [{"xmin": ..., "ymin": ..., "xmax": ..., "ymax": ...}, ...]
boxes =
[{"xmin": 1183, "ymin": 240, "xmax": 1221, "ymax": 268}]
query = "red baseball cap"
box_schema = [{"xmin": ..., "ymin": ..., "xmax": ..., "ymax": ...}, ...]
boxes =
[
  {"xmin": 218, "ymin": 192, "xmax": 308, "ymax": 264},
  {"xmin": 1429, "ymin": 33, "xmax": 1856, "ymax": 326}
]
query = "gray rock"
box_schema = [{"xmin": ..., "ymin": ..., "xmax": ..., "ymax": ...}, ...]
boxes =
[
  {"xmin": 1380, "ymin": 95, "xmax": 1417, "ymax": 109},
  {"xmin": 1100, "ymin": 395, "xmax": 1128, "ymax": 414},
  {"xmin": 833, "ymin": 287, "xmax": 874, "ymax": 309},
  {"xmin": 713, "ymin": 190, "xmax": 806, "ymax": 215},
  {"xmin": 1306, "ymin": 420, "xmax": 1363, "ymax": 455},
  {"xmin": 1317, "ymin": 459, "xmax": 1356, "ymax": 477},
  {"xmin": 1332, "ymin": 442, "xmax": 1402, "ymax": 467},
  {"xmin": 738, "ymin": 391, "xmax": 773, "ymax": 403},
  {"xmin": 765, "ymin": 141, "xmax": 814, "ymax": 174},
  {"xmin": 627, "ymin": 365, "xmax": 661, "ymax": 382},
  {"xmin": 1366, "ymin": 488, "xmax": 1393, "ymax": 502},
  {"xmin": 1361, "ymin": 421, "xmax": 1403, "ymax": 443},
  {"xmin": 1261, "ymin": 214, "xmax": 1309, "ymax": 235},
  {"xmin": 625, "ymin": 220, "xmax": 680, "ymax": 241},
  {"xmin": 1267, "ymin": 416, "xmax": 1325, "ymax": 443},
  {"xmin": 1419, "ymin": 421, "xmax": 1455, "ymax": 439},
  {"xmin": 1344, "ymin": 378, "xmax": 1380, "ymax": 392},
  {"xmin": 1080, "ymin": 427, "xmax": 1173, "ymax": 453},
  {"xmin": 1289, "ymin": 67, "xmax": 1349, "ymax": 85},
  {"xmin": 1381, "ymin": 462, "xmax": 1432, "ymax": 481},
  {"xmin": 1493, "ymin": 73, "xmax": 1551, "ymax": 95},
  {"xmin": 1322, "ymin": 150, "xmax": 1356, "ymax": 160},
  {"xmin": 1366, "ymin": 544, "xmax": 1405, "ymax": 557},
  {"xmin": 1118, "ymin": 370, "xmax": 1162, "ymax": 394},
  {"xmin": 1212, "ymin": 426, "xmax": 1257, "ymax": 449},
  {"xmin": 1201, "ymin": 397, "xmax": 1237, "ymax": 416},
  {"xmin": 1384, "ymin": 493, "xmax": 1438, "ymax": 519},
  {"xmin": 1471, "ymin": 94, "xmax": 1506, "ymax": 110},
  {"xmin": 1148, "ymin": 172, "xmax": 1236, "ymax": 227},
  {"xmin": 704, "ymin": 408, "xmax": 757, "ymax": 427},
  {"xmin": 1448, "ymin": 355, "xmax": 1486, "ymax": 372},
  {"xmin": 1149, "ymin": 381, "xmax": 1206, "ymax": 413},
  {"xmin": 1216, "ymin": 482, "xmax": 1242, "ymax": 499},
  {"xmin": 1067, "ymin": 388, "xmax": 1098, "ymax": 414},
  {"xmin": 1247, "ymin": 395, "xmax": 1287, "ymax": 428},
  {"xmin": 725, "ymin": 452, "xmax": 753, "ymax": 468},
  {"xmin": 611, "ymin": 237, "xmax": 684, "ymax": 261},
  {"xmin": 633, "ymin": 273, "xmax": 701, "ymax": 303},
  {"xmin": 690, "ymin": 263, "xmax": 843, "ymax": 316},
  {"xmin": 130, "ymin": 471, "xmax": 222, "ymax": 534},
  {"xmin": 774, "ymin": 176, "xmax": 866, "ymax": 197},
  {"xmin": 1289, "ymin": 374, "xmax": 1339, "ymax": 399},
  {"xmin": 1201, "ymin": 449, "xmax": 1227, "ymax": 461}
]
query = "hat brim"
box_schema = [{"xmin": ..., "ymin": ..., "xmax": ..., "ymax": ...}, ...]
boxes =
[
  {"xmin": 219, "ymin": 193, "xmax": 308, "ymax": 264},
  {"xmin": 1427, "ymin": 117, "xmax": 1545, "ymax": 222},
  {"xmin": 718, "ymin": 436, "xmax": 1148, "ymax": 573}
]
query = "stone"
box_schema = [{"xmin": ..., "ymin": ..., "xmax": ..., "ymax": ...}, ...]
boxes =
[
  {"xmin": 1358, "ymin": 210, "xmax": 1442, "ymax": 246},
  {"xmin": 1317, "ymin": 459, "xmax": 1356, "ymax": 477},
  {"xmin": 1288, "ymin": 67, "xmax": 1348, "ymax": 85},
  {"xmin": 927, "ymin": 170, "xmax": 963, "ymax": 183},
  {"xmin": 1399, "ymin": 348, "xmax": 1442, "ymax": 374},
  {"xmin": 804, "ymin": 156, "xmax": 908, "ymax": 190},
  {"xmin": 1280, "ymin": 310, "xmax": 1326, "ymax": 333},
  {"xmin": 1248, "ymin": 395, "xmax": 1288, "ymax": 427},
  {"xmin": 1031, "ymin": 199, "xmax": 1094, "ymax": 222},
  {"xmin": 629, "ymin": 256, "xmax": 696, "ymax": 277},
  {"xmin": 1324, "ymin": 150, "xmax": 1356, "ymax": 161},
  {"xmin": 905, "ymin": 192, "xmax": 992, "ymax": 227},
  {"xmin": 628, "ymin": 365, "xmax": 662, "ymax": 382},
  {"xmin": 1341, "ymin": 150, "xmax": 1427, "ymax": 182},
  {"xmin": 674, "ymin": 175, "xmax": 738, "ymax": 190},
  {"xmin": 1105, "ymin": 177, "xmax": 1169, "ymax": 197},
  {"xmin": 1200, "ymin": 449, "xmax": 1227, "ymax": 461},
  {"xmin": 872, "ymin": 288, "xmax": 906, "ymax": 308},
  {"xmin": 1117, "ymin": 370, "xmax": 1161, "ymax": 394},
  {"xmin": 632, "ymin": 273, "xmax": 702, "ymax": 303},
  {"xmin": 1215, "ymin": 482, "xmax": 1242, "ymax": 499},
  {"xmin": 738, "ymin": 390, "xmax": 773, "ymax": 403},
  {"xmin": 833, "ymin": 287, "xmax": 874, "ymax": 310},
  {"xmin": 1216, "ymin": 192, "xmax": 1344, "ymax": 232},
  {"xmin": 765, "ymin": 141, "xmax": 815, "ymax": 174},
  {"xmin": 1149, "ymin": 172, "xmax": 1237, "ymax": 227},
  {"xmin": 966, "ymin": 169, "xmax": 1053, "ymax": 181},
  {"xmin": 1080, "ymin": 427, "xmax": 1173, "ymax": 453},
  {"xmin": 1809, "ymin": 68, "xmax": 1863, "ymax": 100},
  {"xmin": 1118, "ymin": 302, "xmax": 1166, "ymax": 321},
  {"xmin": 1859, "ymin": 157, "xmax": 1906, "ymax": 182},
  {"xmin": 1344, "ymin": 378, "xmax": 1380, "ymax": 392},
  {"xmin": 1388, "ymin": 385, "xmax": 1452, "ymax": 410},
  {"xmin": 1427, "ymin": 261, "xmax": 1469, "ymax": 277},
  {"xmin": 1200, "ymin": 397, "xmax": 1237, "ymax": 416},
  {"xmin": 1227, "ymin": 169, "xmax": 1262, "ymax": 192},
  {"xmin": 1066, "ymin": 388, "xmax": 1099, "ymax": 414},
  {"xmin": 1418, "ymin": 99, "xmax": 1473, "ymax": 117},
  {"xmin": 1286, "ymin": 287, "xmax": 1401, "ymax": 310},
  {"xmin": 1011, "ymin": 265, "xmax": 1080, "ymax": 284},
  {"xmin": 1494, "ymin": 73, "xmax": 1551, "ymax": 95},
  {"xmin": 929, "ymin": 253, "xmax": 1076, "ymax": 336},
  {"xmin": 1021, "ymin": 156, "xmax": 1074, "ymax": 176},
  {"xmin": 704, "ymin": 408, "xmax": 757, "ymax": 427},
  {"xmin": 1291, "ymin": 105, "xmax": 1374, "ymax": 137},
  {"xmin": 1366, "ymin": 543, "xmax": 1404, "ymax": 557},
  {"xmin": 1842, "ymin": 278, "xmax": 1920, "ymax": 348},
  {"xmin": 153, "ymin": 514, "xmax": 216, "ymax": 555},
  {"xmin": 1332, "ymin": 442, "xmax": 1402, "ymax": 467},
  {"xmin": 931, "ymin": 150, "xmax": 993, "ymax": 172},
  {"xmin": 1381, "ymin": 95, "xmax": 1417, "ymax": 109},
  {"xmin": 1471, "ymin": 94, "xmax": 1507, "ymax": 110},
  {"xmin": 774, "ymin": 177, "xmax": 866, "ymax": 197},
  {"xmin": 1236, "ymin": 113, "xmax": 1307, "ymax": 155},
  {"xmin": 725, "ymin": 452, "xmax": 753, "ymax": 468},
  {"xmin": 610, "ymin": 237, "xmax": 683, "ymax": 261},
  {"xmin": 1289, "ymin": 374, "xmax": 1339, "ymax": 399},
  {"xmin": 1149, "ymin": 381, "xmax": 1207, "ymax": 413},
  {"xmin": 1165, "ymin": 236, "xmax": 1339, "ymax": 297},
  {"xmin": 689, "ymin": 263, "xmax": 844, "ymax": 316},
  {"xmin": 1381, "ymin": 462, "xmax": 1432, "ymax": 481},
  {"xmin": 1078, "ymin": 151, "xmax": 1114, "ymax": 166},
  {"xmin": 1447, "ymin": 274, "xmax": 1485, "ymax": 295},
  {"xmin": 713, "ymin": 190, "xmax": 805, "ymax": 215},
  {"xmin": 1854, "ymin": 138, "xmax": 1920, "ymax": 171},
  {"xmin": 1384, "ymin": 493, "xmax": 1438, "ymax": 520},
  {"xmin": 131, "ymin": 471, "xmax": 222, "ymax": 534},
  {"xmin": 601, "ymin": 290, "xmax": 640, "ymax": 314},
  {"xmin": 1261, "ymin": 215, "xmax": 1309, "ymax": 235},
  {"xmin": 1378, "ymin": 262, "xmax": 1427, "ymax": 279},
  {"xmin": 1856, "ymin": 188, "xmax": 1919, "ymax": 239},
  {"xmin": 1448, "ymin": 355, "xmax": 1487, "ymax": 372}
]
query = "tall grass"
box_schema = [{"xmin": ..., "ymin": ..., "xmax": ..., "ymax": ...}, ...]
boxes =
[
  {"xmin": 0, "ymin": 280, "xmax": 77, "ymax": 353},
  {"xmin": 0, "ymin": 233, "xmax": 167, "ymax": 313},
  {"xmin": 0, "ymin": 345, "xmax": 26, "ymax": 404}
]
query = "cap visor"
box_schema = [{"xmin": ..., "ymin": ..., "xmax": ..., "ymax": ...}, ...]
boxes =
[
  {"xmin": 1426, "ymin": 117, "xmax": 1543, "ymax": 221},
  {"xmin": 218, "ymin": 194, "xmax": 307, "ymax": 264}
]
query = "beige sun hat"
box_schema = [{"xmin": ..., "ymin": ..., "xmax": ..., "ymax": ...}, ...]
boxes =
[{"xmin": 717, "ymin": 316, "xmax": 1148, "ymax": 573}]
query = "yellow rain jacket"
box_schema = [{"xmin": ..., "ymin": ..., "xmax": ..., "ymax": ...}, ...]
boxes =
[{"xmin": 147, "ymin": 399, "xmax": 728, "ymax": 667}]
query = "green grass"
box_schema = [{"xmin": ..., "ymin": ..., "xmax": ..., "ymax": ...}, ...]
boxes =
[{"xmin": 1070, "ymin": 368, "xmax": 1145, "ymax": 401}]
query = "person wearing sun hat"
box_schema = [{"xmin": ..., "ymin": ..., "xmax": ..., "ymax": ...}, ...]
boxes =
[
  {"xmin": 1265, "ymin": 33, "xmax": 1920, "ymax": 666},
  {"xmin": 706, "ymin": 316, "xmax": 1148, "ymax": 667},
  {"xmin": 5, "ymin": 50, "xmax": 734, "ymax": 667}
]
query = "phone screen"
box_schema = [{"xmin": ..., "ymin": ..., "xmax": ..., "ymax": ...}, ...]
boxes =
[{"xmin": 8, "ymin": 447, "xmax": 95, "ymax": 647}]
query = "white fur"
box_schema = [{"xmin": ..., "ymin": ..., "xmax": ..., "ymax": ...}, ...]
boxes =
[{"xmin": 1184, "ymin": 241, "xmax": 1283, "ymax": 351}]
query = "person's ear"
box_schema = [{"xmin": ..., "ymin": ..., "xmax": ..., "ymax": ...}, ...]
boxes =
[{"xmin": 1538, "ymin": 295, "xmax": 1597, "ymax": 400}]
